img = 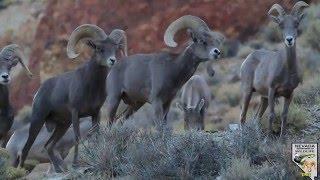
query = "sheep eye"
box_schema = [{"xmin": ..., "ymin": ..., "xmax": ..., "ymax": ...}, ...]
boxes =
[
  {"xmin": 279, "ymin": 23, "xmax": 284, "ymax": 29},
  {"xmin": 202, "ymin": 41, "xmax": 207, "ymax": 46}
]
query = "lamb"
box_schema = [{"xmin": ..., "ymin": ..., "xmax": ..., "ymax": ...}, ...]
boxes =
[{"xmin": 177, "ymin": 75, "xmax": 211, "ymax": 130}]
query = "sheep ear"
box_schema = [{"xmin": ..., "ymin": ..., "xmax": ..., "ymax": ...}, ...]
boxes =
[
  {"xmin": 86, "ymin": 39, "xmax": 96, "ymax": 49},
  {"xmin": 188, "ymin": 29, "xmax": 198, "ymax": 43},
  {"xmin": 10, "ymin": 58, "xmax": 19, "ymax": 67},
  {"xmin": 197, "ymin": 99, "xmax": 205, "ymax": 112},
  {"xmin": 298, "ymin": 13, "xmax": 305, "ymax": 22}
]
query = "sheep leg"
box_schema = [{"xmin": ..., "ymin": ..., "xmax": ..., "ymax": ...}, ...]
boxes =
[
  {"xmin": 1, "ymin": 133, "xmax": 9, "ymax": 148},
  {"xmin": 19, "ymin": 115, "xmax": 45, "ymax": 168},
  {"xmin": 162, "ymin": 101, "xmax": 172, "ymax": 126},
  {"xmin": 91, "ymin": 111, "xmax": 101, "ymax": 129},
  {"xmin": 117, "ymin": 103, "xmax": 143, "ymax": 125},
  {"xmin": 71, "ymin": 109, "xmax": 80, "ymax": 166},
  {"xmin": 267, "ymin": 88, "xmax": 276, "ymax": 134},
  {"xmin": 45, "ymin": 124, "xmax": 70, "ymax": 172},
  {"xmin": 254, "ymin": 97, "xmax": 268, "ymax": 119},
  {"xmin": 125, "ymin": 103, "xmax": 143, "ymax": 119},
  {"xmin": 280, "ymin": 94, "xmax": 292, "ymax": 138},
  {"xmin": 240, "ymin": 90, "xmax": 253, "ymax": 124},
  {"xmin": 106, "ymin": 95, "xmax": 121, "ymax": 126},
  {"xmin": 152, "ymin": 100, "xmax": 165, "ymax": 131}
]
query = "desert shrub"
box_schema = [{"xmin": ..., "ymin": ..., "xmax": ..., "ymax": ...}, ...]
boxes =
[
  {"xmin": 258, "ymin": 21, "xmax": 282, "ymax": 43},
  {"xmin": 294, "ymin": 77, "xmax": 320, "ymax": 105},
  {"xmin": 298, "ymin": 47, "xmax": 320, "ymax": 75},
  {"xmin": 0, "ymin": 148, "xmax": 26, "ymax": 179},
  {"xmin": 71, "ymin": 119, "xmax": 308, "ymax": 179},
  {"xmin": 220, "ymin": 39, "xmax": 240, "ymax": 58},
  {"xmin": 301, "ymin": 20, "xmax": 320, "ymax": 51},
  {"xmin": 217, "ymin": 121, "xmax": 301, "ymax": 180},
  {"xmin": 286, "ymin": 103, "xmax": 310, "ymax": 131},
  {"xmin": 216, "ymin": 82, "xmax": 241, "ymax": 107},
  {"xmin": 6, "ymin": 167, "xmax": 27, "ymax": 180},
  {"xmin": 79, "ymin": 123, "xmax": 221, "ymax": 179},
  {"xmin": 23, "ymin": 159, "xmax": 39, "ymax": 172},
  {"xmin": 219, "ymin": 156, "xmax": 254, "ymax": 180},
  {"xmin": 300, "ymin": 3, "xmax": 320, "ymax": 50},
  {"xmin": 236, "ymin": 45, "xmax": 253, "ymax": 58}
]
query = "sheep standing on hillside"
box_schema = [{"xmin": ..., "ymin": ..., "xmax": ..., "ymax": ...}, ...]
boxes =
[
  {"xmin": 18, "ymin": 24, "xmax": 128, "ymax": 172},
  {"xmin": 240, "ymin": 2, "xmax": 309, "ymax": 138},
  {"xmin": 106, "ymin": 15, "xmax": 224, "ymax": 129},
  {"xmin": 0, "ymin": 44, "xmax": 33, "ymax": 147}
]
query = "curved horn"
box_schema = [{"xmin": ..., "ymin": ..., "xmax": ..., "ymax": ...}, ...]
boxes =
[
  {"xmin": 291, "ymin": 1, "xmax": 309, "ymax": 16},
  {"xmin": 0, "ymin": 44, "xmax": 33, "ymax": 77},
  {"xmin": 67, "ymin": 24, "xmax": 108, "ymax": 59},
  {"xmin": 268, "ymin": 4, "xmax": 286, "ymax": 17},
  {"xmin": 164, "ymin": 15, "xmax": 209, "ymax": 47},
  {"xmin": 109, "ymin": 29, "xmax": 128, "ymax": 56}
]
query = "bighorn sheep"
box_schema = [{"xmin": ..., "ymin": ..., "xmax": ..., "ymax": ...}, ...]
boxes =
[
  {"xmin": 177, "ymin": 75, "xmax": 211, "ymax": 130},
  {"xmin": 6, "ymin": 118, "xmax": 91, "ymax": 168},
  {"xmin": 106, "ymin": 15, "xmax": 224, "ymax": 128},
  {"xmin": 0, "ymin": 44, "xmax": 33, "ymax": 147},
  {"xmin": 239, "ymin": 2, "xmax": 308, "ymax": 137},
  {"xmin": 19, "ymin": 24, "xmax": 127, "ymax": 172}
]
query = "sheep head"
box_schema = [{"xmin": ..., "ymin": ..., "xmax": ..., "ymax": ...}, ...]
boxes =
[
  {"xmin": 177, "ymin": 99, "xmax": 205, "ymax": 130},
  {"xmin": 67, "ymin": 24, "xmax": 127, "ymax": 67},
  {"xmin": 164, "ymin": 15, "xmax": 224, "ymax": 61},
  {"xmin": 0, "ymin": 44, "xmax": 33, "ymax": 85},
  {"xmin": 268, "ymin": 1, "xmax": 309, "ymax": 47}
]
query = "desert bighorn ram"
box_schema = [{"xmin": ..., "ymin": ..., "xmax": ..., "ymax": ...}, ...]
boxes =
[
  {"xmin": 0, "ymin": 44, "xmax": 33, "ymax": 147},
  {"xmin": 106, "ymin": 15, "xmax": 224, "ymax": 129},
  {"xmin": 177, "ymin": 75, "xmax": 211, "ymax": 130},
  {"xmin": 239, "ymin": 1, "xmax": 308, "ymax": 137},
  {"xmin": 19, "ymin": 24, "xmax": 127, "ymax": 172}
]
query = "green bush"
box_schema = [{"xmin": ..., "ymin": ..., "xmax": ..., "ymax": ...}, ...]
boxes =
[
  {"xmin": 0, "ymin": 148, "xmax": 26, "ymax": 179},
  {"xmin": 301, "ymin": 20, "xmax": 320, "ymax": 51},
  {"xmin": 300, "ymin": 3, "xmax": 320, "ymax": 51},
  {"xmin": 258, "ymin": 21, "xmax": 282, "ymax": 43}
]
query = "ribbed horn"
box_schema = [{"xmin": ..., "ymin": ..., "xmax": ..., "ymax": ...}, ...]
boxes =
[
  {"xmin": 164, "ymin": 15, "xmax": 209, "ymax": 47},
  {"xmin": 268, "ymin": 4, "xmax": 286, "ymax": 17},
  {"xmin": 291, "ymin": 1, "xmax": 309, "ymax": 16},
  {"xmin": 67, "ymin": 24, "xmax": 108, "ymax": 59}
]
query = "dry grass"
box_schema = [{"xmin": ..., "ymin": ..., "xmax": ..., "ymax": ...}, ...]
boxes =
[{"xmin": 215, "ymin": 82, "xmax": 241, "ymax": 107}]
